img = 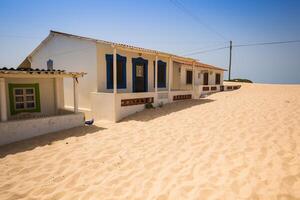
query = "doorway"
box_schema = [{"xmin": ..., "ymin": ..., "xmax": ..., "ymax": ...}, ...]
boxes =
[{"xmin": 132, "ymin": 57, "xmax": 148, "ymax": 92}]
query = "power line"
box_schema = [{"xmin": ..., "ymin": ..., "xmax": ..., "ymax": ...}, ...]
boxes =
[
  {"xmin": 178, "ymin": 42, "xmax": 228, "ymax": 55},
  {"xmin": 183, "ymin": 46, "xmax": 229, "ymax": 56},
  {"xmin": 182, "ymin": 39, "xmax": 300, "ymax": 56},
  {"xmin": 233, "ymin": 40, "xmax": 300, "ymax": 48},
  {"xmin": 169, "ymin": 0, "xmax": 228, "ymax": 41}
]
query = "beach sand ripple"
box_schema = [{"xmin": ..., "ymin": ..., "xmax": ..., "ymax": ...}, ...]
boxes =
[{"xmin": 0, "ymin": 83, "xmax": 300, "ymax": 199}]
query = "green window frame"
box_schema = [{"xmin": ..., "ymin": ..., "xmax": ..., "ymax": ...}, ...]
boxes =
[{"xmin": 8, "ymin": 83, "xmax": 41, "ymax": 115}]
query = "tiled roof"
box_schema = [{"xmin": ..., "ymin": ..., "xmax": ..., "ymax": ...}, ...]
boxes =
[
  {"xmin": 49, "ymin": 30, "xmax": 227, "ymax": 71},
  {"xmin": 0, "ymin": 67, "xmax": 86, "ymax": 77}
]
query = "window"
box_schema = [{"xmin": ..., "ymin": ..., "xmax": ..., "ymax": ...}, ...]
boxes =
[
  {"xmin": 14, "ymin": 88, "xmax": 35, "ymax": 109},
  {"xmin": 8, "ymin": 84, "xmax": 41, "ymax": 115},
  {"xmin": 136, "ymin": 65, "xmax": 144, "ymax": 77},
  {"xmin": 203, "ymin": 72, "xmax": 209, "ymax": 85},
  {"xmin": 106, "ymin": 54, "xmax": 127, "ymax": 89},
  {"xmin": 215, "ymin": 73, "xmax": 221, "ymax": 85},
  {"xmin": 186, "ymin": 70, "xmax": 193, "ymax": 84},
  {"xmin": 153, "ymin": 60, "xmax": 166, "ymax": 88}
]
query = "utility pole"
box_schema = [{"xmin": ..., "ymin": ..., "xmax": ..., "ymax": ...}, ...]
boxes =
[{"xmin": 228, "ymin": 40, "xmax": 232, "ymax": 80}]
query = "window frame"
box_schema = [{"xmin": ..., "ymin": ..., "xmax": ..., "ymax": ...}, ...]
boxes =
[{"xmin": 8, "ymin": 83, "xmax": 41, "ymax": 115}]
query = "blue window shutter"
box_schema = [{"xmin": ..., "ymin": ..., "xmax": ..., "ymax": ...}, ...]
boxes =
[
  {"xmin": 132, "ymin": 58, "xmax": 136, "ymax": 92},
  {"xmin": 145, "ymin": 59, "xmax": 148, "ymax": 92},
  {"xmin": 117, "ymin": 54, "xmax": 127, "ymax": 89},
  {"xmin": 154, "ymin": 60, "xmax": 166, "ymax": 88},
  {"xmin": 106, "ymin": 54, "xmax": 113, "ymax": 89},
  {"xmin": 106, "ymin": 54, "xmax": 127, "ymax": 89},
  {"xmin": 121, "ymin": 56, "xmax": 127, "ymax": 89},
  {"xmin": 160, "ymin": 61, "xmax": 166, "ymax": 88},
  {"xmin": 153, "ymin": 61, "xmax": 155, "ymax": 88}
]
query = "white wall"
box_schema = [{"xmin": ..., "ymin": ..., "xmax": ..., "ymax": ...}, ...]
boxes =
[
  {"xmin": 195, "ymin": 67, "xmax": 224, "ymax": 85},
  {"xmin": 0, "ymin": 113, "xmax": 84, "ymax": 146},
  {"xmin": 30, "ymin": 34, "xmax": 97, "ymax": 111},
  {"xmin": 172, "ymin": 62, "xmax": 181, "ymax": 90},
  {"xmin": 180, "ymin": 64, "xmax": 193, "ymax": 90},
  {"xmin": 5, "ymin": 78, "xmax": 56, "ymax": 120},
  {"xmin": 90, "ymin": 92, "xmax": 114, "ymax": 122}
]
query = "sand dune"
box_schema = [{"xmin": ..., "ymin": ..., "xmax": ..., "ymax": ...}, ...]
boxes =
[{"xmin": 1, "ymin": 83, "xmax": 300, "ymax": 200}]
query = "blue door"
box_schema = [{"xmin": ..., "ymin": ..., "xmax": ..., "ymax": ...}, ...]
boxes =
[{"xmin": 132, "ymin": 57, "xmax": 148, "ymax": 92}]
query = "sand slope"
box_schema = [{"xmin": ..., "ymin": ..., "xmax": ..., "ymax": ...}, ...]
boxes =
[{"xmin": 0, "ymin": 83, "xmax": 300, "ymax": 200}]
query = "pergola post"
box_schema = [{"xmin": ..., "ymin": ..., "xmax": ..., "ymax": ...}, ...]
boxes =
[
  {"xmin": 113, "ymin": 47, "xmax": 117, "ymax": 94},
  {"xmin": 54, "ymin": 77, "xmax": 63, "ymax": 113},
  {"xmin": 192, "ymin": 62, "xmax": 195, "ymax": 89},
  {"xmin": 155, "ymin": 55, "xmax": 158, "ymax": 104},
  {"xmin": 73, "ymin": 77, "xmax": 79, "ymax": 113},
  {"xmin": 168, "ymin": 57, "xmax": 173, "ymax": 101},
  {"xmin": 192, "ymin": 62, "xmax": 195, "ymax": 97},
  {"xmin": 112, "ymin": 46, "xmax": 118, "ymax": 122},
  {"xmin": 0, "ymin": 78, "xmax": 8, "ymax": 121},
  {"xmin": 155, "ymin": 55, "xmax": 158, "ymax": 93}
]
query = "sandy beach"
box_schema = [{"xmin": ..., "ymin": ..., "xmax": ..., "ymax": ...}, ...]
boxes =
[{"xmin": 0, "ymin": 83, "xmax": 299, "ymax": 200}]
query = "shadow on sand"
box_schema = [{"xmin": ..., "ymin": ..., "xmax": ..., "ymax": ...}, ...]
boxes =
[
  {"xmin": 0, "ymin": 125, "xmax": 105, "ymax": 158},
  {"xmin": 121, "ymin": 99, "xmax": 215, "ymax": 122}
]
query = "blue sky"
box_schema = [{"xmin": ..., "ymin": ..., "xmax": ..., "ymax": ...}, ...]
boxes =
[{"xmin": 0, "ymin": 0, "xmax": 299, "ymax": 83}]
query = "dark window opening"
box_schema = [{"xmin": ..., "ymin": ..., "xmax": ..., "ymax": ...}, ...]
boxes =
[
  {"xmin": 186, "ymin": 70, "xmax": 193, "ymax": 84},
  {"xmin": 215, "ymin": 73, "xmax": 221, "ymax": 85},
  {"xmin": 106, "ymin": 54, "xmax": 126, "ymax": 89},
  {"xmin": 153, "ymin": 61, "xmax": 166, "ymax": 88},
  {"xmin": 203, "ymin": 72, "xmax": 209, "ymax": 85},
  {"xmin": 108, "ymin": 61, "xmax": 123, "ymax": 86}
]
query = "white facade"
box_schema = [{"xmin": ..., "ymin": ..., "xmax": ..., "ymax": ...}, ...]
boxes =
[
  {"xmin": 21, "ymin": 31, "xmax": 231, "ymax": 122},
  {"xmin": 30, "ymin": 34, "xmax": 97, "ymax": 111}
]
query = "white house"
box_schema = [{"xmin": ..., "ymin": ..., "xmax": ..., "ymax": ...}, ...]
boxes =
[
  {"xmin": 19, "ymin": 30, "xmax": 233, "ymax": 122},
  {"xmin": 0, "ymin": 67, "xmax": 85, "ymax": 145}
]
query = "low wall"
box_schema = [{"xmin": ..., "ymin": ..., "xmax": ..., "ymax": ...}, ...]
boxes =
[
  {"xmin": 224, "ymin": 85, "xmax": 241, "ymax": 91},
  {"xmin": 90, "ymin": 92, "xmax": 114, "ymax": 121},
  {"xmin": 115, "ymin": 92, "xmax": 156, "ymax": 122},
  {"xmin": 0, "ymin": 113, "xmax": 84, "ymax": 146},
  {"xmin": 170, "ymin": 90, "xmax": 194, "ymax": 102},
  {"xmin": 203, "ymin": 85, "xmax": 221, "ymax": 95},
  {"xmin": 91, "ymin": 86, "xmax": 241, "ymax": 123}
]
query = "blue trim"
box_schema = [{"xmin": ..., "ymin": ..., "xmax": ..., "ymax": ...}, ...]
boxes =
[
  {"xmin": 106, "ymin": 54, "xmax": 113, "ymax": 89},
  {"xmin": 132, "ymin": 57, "xmax": 148, "ymax": 92},
  {"xmin": 118, "ymin": 55, "xmax": 127, "ymax": 89},
  {"xmin": 106, "ymin": 54, "xmax": 127, "ymax": 89},
  {"xmin": 153, "ymin": 60, "xmax": 167, "ymax": 88}
]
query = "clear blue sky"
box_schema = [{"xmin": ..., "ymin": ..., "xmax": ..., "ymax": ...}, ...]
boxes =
[{"xmin": 1, "ymin": 0, "xmax": 299, "ymax": 84}]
